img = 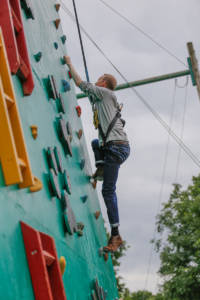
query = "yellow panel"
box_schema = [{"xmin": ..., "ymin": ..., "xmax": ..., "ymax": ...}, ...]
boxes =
[
  {"xmin": 0, "ymin": 77, "xmax": 22, "ymax": 185},
  {"xmin": 0, "ymin": 27, "xmax": 34, "ymax": 188}
]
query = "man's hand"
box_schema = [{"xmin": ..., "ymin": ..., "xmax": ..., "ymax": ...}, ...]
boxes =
[
  {"xmin": 63, "ymin": 55, "xmax": 82, "ymax": 87},
  {"xmin": 63, "ymin": 55, "xmax": 71, "ymax": 66}
]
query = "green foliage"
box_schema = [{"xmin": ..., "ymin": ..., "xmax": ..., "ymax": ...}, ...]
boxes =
[
  {"xmin": 153, "ymin": 175, "xmax": 200, "ymax": 299},
  {"xmin": 123, "ymin": 290, "xmax": 165, "ymax": 300}
]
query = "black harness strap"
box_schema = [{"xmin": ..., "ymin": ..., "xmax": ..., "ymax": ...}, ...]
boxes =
[{"xmin": 98, "ymin": 111, "xmax": 122, "ymax": 145}]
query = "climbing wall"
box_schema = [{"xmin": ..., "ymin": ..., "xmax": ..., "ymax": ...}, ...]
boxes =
[{"xmin": 0, "ymin": 1, "xmax": 118, "ymax": 299}]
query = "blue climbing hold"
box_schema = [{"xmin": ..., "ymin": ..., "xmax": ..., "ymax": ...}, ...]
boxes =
[
  {"xmin": 34, "ymin": 52, "xmax": 42, "ymax": 62},
  {"xmin": 62, "ymin": 80, "xmax": 71, "ymax": 92},
  {"xmin": 54, "ymin": 42, "xmax": 58, "ymax": 49},
  {"xmin": 80, "ymin": 159, "xmax": 85, "ymax": 170},
  {"xmin": 61, "ymin": 35, "xmax": 66, "ymax": 44},
  {"xmin": 81, "ymin": 195, "xmax": 88, "ymax": 203}
]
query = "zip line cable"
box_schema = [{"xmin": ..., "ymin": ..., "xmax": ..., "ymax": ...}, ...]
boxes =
[
  {"xmin": 142, "ymin": 80, "xmax": 178, "ymax": 295},
  {"xmin": 174, "ymin": 77, "xmax": 189, "ymax": 182},
  {"xmin": 152, "ymin": 78, "xmax": 189, "ymax": 294},
  {"xmin": 97, "ymin": 0, "xmax": 187, "ymax": 67},
  {"xmin": 60, "ymin": 2, "xmax": 200, "ymax": 169}
]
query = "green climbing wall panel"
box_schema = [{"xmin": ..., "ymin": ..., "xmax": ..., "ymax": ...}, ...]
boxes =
[{"xmin": 0, "ymin": 0, "xmax": 118, "ymax": 299}]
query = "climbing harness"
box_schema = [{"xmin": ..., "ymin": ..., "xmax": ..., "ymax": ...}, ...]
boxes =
[
  {"xmin": 98, "ymin": 103, "xmax": 125, "ymax": 146},
  {"xmin": 93, "ymin": 106, "xmax": 99, "ymax": 129}
]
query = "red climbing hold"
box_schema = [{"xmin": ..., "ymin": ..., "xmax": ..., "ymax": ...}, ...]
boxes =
[
  {"xmin": 68, "ymin": 71, "xmax": 72, "ymax": 79},
  {"xmin": 76, "ymin": 106, "xmax": 81, "ymax": 117}
]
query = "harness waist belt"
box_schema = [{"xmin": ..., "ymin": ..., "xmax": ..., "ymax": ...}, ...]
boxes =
[{"xmin": 106, "ymin": 140, "xmax": 129, "ymax": 146}]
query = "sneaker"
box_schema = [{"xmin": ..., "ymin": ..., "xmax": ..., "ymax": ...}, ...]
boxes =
[
  {"xmin": 103, "ymin": 235, "xmax": 123, "ymax": 252},
  {"xmin": 92, "ymin": 166, "xmax": 104, "ymax": 181}
]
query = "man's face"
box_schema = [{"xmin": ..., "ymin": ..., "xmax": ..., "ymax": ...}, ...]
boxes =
[{"xmin": 95, "ymin": 76, "xmax": 106, "ymax": 87}]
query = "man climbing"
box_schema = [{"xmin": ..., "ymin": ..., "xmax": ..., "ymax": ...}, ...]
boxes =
[{"xmin": 64, "ymin": 56, "xmax": 130, "ymax": 252}]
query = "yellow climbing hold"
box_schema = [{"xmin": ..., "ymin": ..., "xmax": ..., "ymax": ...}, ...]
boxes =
[
  {"xmin": 29, "ymin": 176, "xmax": 43, "ymax": 193},
  {"xmin": 59, "ymin": 256, "xmax": 66, "ymax": 275}
]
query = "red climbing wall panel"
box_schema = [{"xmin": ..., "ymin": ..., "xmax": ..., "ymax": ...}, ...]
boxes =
[
  {"xmin": 0, "ymin": 0, "xmax": 20, "ymax": 73},
  {"xmin": 0, "ymin": 0, "xmax": 34, "ymax": 95},
  {"xmin": 20, "ymin": 221, "xmax": 67, "ymax": 300}
]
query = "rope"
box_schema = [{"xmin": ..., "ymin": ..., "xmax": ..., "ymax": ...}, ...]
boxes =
[
  {"xmin": 174, "ymin": 77, "xmax": 189, "ymax": 182},
  {"xmin": 60, "ymin": 2, "xmax": 200, "ymax": 170},
  {"xmin": 97, "ymin": 0, "xmax": 187, "ymax": 67},
  {"xmin": 142, "ymin": 80, "xmax": 178, "ymax": 295},
  {"xmin": 71, "ymin": 0, "xmax": 90, "ymax": 82},
  {"xmin": 154, "ymin": 78, "xmax": 189, "ymax": 292}
]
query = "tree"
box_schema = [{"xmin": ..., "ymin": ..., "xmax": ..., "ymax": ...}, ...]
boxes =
[
  {"xmin": 123, "ymin": 290, "xmax": 165, "ymax": 300},
  {"xmin": 153, "ymin": 175, "xmax": 200, "ymax": 299},
  {"xmin": 129, "ymin": 290, "xmax": 153, "ymax": 300}
]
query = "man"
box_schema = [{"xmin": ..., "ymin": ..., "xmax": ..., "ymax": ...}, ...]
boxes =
[{"xmin": 64, "ymin": 56, "xmax": 130, "ymax": 252}]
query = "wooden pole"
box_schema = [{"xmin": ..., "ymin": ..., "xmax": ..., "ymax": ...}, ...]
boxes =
[
  {"xmin": 187, "ymin": 42, "xmax": 200, "ymax": 101},
  {"xmin": 76, "ymin": 69, "xmax": 190, "ymax": 99}
]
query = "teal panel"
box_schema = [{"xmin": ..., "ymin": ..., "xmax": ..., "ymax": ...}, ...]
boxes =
[{"xmin": 0, "ymin": 0, "xmax": 118, "ymax": 299}]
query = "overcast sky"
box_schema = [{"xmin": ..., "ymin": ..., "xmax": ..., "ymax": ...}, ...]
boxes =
[{"xmin": 60, "ymin": 0, "xmax": 200, "ymax": 294}]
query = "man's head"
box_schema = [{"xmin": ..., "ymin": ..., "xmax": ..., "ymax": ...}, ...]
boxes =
[{"xmin": 95, "ymin": 74, "xmax": 117, "ymax": 90}]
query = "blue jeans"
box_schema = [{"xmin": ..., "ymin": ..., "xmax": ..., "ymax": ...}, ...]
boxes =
[{"xmin": 91, "ymin": 139, "xmax": 130, "ymax": 227}]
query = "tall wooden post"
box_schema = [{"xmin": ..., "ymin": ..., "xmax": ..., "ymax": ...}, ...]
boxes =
[{"xmin": 187, "ymin": 42, "xmax": 200, "ymax": 101}]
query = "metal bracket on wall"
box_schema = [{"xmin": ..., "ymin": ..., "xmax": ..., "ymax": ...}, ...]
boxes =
[
  {"xmin": 56, "ymin": 116, "xmax": 73, "ymax": 157},
  {"xmin": 62, "ymin": 191, "xmax": 77, "ymax": 235},
  {"xmin": 91, "ymin": 279, "xmax": 107, "ymax": 300},
  {"xmin": 20, "ymin": 0, "xmax": 34, "ymax": 19},
  {"xmin": 45, "ymin": 75, "xmax": 59, "ymax": 100}
]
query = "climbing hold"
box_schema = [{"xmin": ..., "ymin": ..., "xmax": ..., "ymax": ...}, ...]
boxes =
[
  {"xmin": 57, "ymin": 94, "xmax": 66, "ymax": 113},
  {"xmin": 61, "ymin": 35, "xmax": 66, "ymax": 44},
  {"xmin": 29, "ymin": 176, "xmax": 43, "ymax": 193},
  {"xmin": 61, "ymin": 190, "xmax": 69, "ymax": 210},
  {"xmin": 59, "ymin": 256, "xmax": 66, "ymax": 275},
  {"xmin": 103, "ymin": 253, "xmax": 109, "ymax": 262},
  {"xmin": 54, "ymin": 19, "xmax": 61, "ymax": 29},
  {"xmin": 91, "ymin": 179, "xmax": 97, "ymax": 189},
  {"xmin": 66, "ymin": 122, "xmax": 73, "ymax": 142},
  {"xmin": 54, "ymin": 42, "xmax": 58, "ymax": 49},
  {"xmin": 80, "ymin": 159, "xmax": 85, "ymax": 170},
  {"xmin": 62, "ymin": 170, "xmax": 72, "ymax": 194},
  {"xmin": 45, "ymin": 75, "xmax": 59, "ymax": 100},
  {"xmin": 62, "ymin": 191, "xmax": 77, "ymax": 234},
  {"xmin": 68, "ymin": 71, "xmax": 72, "ymax": 79},
  {"xmin": 76, "ymin": 105, "xmax": 81, "ymax": 117},
  {"xmin": 30, "ymin": 125, "xmax": 38, "ymax": 139},
  {"xmin": 81, "ymin": 195, "xmax": 88, "ymax": 203},
  {"xmin": 34, "ymin": 52, "xmax": 42, "ymax": 62},
  {"xmin": 54, "ymin": 147, "xmax": 63, "ymax": 173},
  {"xmin": 77, "ymin": 222, "xmax": 85, "ymax": 237},
  {"xmin": 77, "ymin": 230, "xmax": 83, "ymax": 237},
  {"xmin": 57, "ymin": 117, "xmax": 73, "ymax": 157},
  {"xmin": 77, "ymin": 129, "xmax": 83, "ymax": 139},
  {"xmin": 46, "ymin": 147, "xmax": 59, "ymax": 175},
  {"xmin": 62, "ymin": 80, "xmax": 71, "ymax": 92},
  {"xmin": 77, "ymin": 222, "xmax": 85, "ymax": 230},
  {"xmin": 21, "ymin": 0, "xmax": 35, "ymax": 19},
  {"xmin": 98, "ymin": 248, "xmax": 109, "ymax": 263},
  {"xmin": 94, "ymin": 211, "xmax": 101, "ymax": 219},
  {"xmin": 92, "ymin": 279, "xmax": 108, "ymax": 299},
  {"xmin": 48, "ymin": 169, "xmax": 61, "ymax": 199},
  {"xmin": 55, "ymin": 3, "xmax": 61, "ymax": 12}
]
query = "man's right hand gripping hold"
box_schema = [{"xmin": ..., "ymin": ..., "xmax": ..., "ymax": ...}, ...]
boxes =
[{"xmin": 64, "ymin": 55, "xmax": 130, "ymax": 253}]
